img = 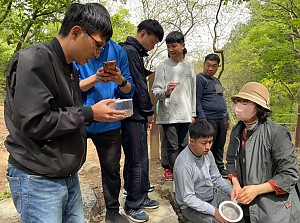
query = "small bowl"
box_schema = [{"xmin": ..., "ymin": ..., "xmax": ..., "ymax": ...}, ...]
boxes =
[
  {"xmin": 219, "ymin": 200, "xmax": 243, "ymax": 222},
  {"xmin": 114, "ymin": 99, "xmax": 133, "ymax": 117}
]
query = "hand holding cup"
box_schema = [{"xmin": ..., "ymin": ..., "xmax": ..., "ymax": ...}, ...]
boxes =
[{"xmin": 165, "ymin": 82, "xmax": 178, "ymax": 96}]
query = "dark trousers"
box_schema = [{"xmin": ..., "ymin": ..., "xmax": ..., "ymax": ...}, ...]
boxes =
[
  {"xmin": 88, "ymin": 128, "xmax": 122, "ymax": 212},
  {"xmin": 181, "ymin": 192, "xmax": 231, "ymax": 223},
  {"xmin": 162, "ymin": 123, "xmax": 190, "ymax": 170},
  {"xmin": 122, "ymin": 120, "xmax": 149, "ymax": 210},
  {"xmin": 207, "ymin": 118, "xmax": 227, "ymax": 172},
  {"xmin": 159, "ymin": 125, "xmax": 169, "ymax": 169}
]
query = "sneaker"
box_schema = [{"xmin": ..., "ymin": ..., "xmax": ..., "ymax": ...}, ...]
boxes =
[
  {"xmin": 141, "ymin": 198, "xmax": 159, "ymax": 209},
  {"xmin": 105, "ymin": 211, "xmax": 129, "ymax": 223},
  {"xmin": 163, "ymin": 169, "xmax": 173, "ymax": 181},
  {"xmin": 148, "ymin": 184, "xmax": 154, "ymax": 192},
  {"xmin": 124, "ymin": 207, "xmax": 149, "ymax": 222}
]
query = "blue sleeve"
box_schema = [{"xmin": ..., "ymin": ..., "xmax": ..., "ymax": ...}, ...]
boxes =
[
  {"xmin": 196, "ymin": 74, "xmax": 206, "ymax": 119},
  {"xmin": 72, "ymin": 61, "xmax": 93, "ymax": 81}
]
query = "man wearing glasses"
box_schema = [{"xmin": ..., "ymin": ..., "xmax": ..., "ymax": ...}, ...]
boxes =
[
  {"xmin": 4, "ymin": 3, "xmax": 125, "ymax": 223},
  {"xmin": 196, "ymin": 53, "xmax": 229, "ymax": 178}
]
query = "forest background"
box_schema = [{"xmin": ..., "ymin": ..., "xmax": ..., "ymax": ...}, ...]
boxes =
[{"xmin": 0, "ymin": 0, "xmax": 299, "ymax": 132}]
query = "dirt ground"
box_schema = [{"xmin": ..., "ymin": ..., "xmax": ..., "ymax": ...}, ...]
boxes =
[{"xmin": 0, "ymin": 105, "xmax": 9, "ymax": 192}]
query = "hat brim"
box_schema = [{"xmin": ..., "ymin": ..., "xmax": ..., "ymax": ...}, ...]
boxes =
[{"xmin": 231, "ymin": 92, "xmax": 270, "ymax": 110}]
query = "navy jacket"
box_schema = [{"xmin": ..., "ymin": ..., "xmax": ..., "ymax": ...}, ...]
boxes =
[
  {"xmin": 120, "ymin": 36, "xmax": 154, "ymax": 122},
  {"xmin": 196, "ymin": 73, "xmax": 228, "ymax": 120}
]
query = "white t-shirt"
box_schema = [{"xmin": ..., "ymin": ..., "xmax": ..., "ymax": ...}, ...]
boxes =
[{"xmin": 152, "ymin": 58, "xmax": 196, "ymax": 124}]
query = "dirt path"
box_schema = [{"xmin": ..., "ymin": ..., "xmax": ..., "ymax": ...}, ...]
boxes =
[{"xmin": 0, "ymin": 105, "xmax": 9, "ymax": 191}]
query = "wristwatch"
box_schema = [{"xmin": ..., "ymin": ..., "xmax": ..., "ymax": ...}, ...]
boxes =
[{"xmin": 118, "ymin": 79, "xmax": 128, "ymax": 87}]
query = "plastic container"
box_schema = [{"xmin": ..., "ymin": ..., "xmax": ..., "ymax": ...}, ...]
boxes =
[
  {"xmin": 114, "ymin": 99, "xmax": 133, "ymax": 117},
  {"xmin": 219, "ymin": 200, "xmax": 243, "ymax": 223}
]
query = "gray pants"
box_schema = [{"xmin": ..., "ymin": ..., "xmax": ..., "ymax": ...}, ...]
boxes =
[{"xmin": 181, "ymin": 192, "xmax": 244, "ymax": 223}]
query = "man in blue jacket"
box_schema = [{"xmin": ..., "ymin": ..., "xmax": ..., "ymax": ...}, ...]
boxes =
[
  {"xmin": 74, "ymin": 37, "xmax": 135, "ymax": 223},
  {"xmin": 73, "ymin": 5, "xmax": 135, "ymax": 223},
  {"xmin": 120, "ymin": 19, "xmax": 164, "ymax": 222}
]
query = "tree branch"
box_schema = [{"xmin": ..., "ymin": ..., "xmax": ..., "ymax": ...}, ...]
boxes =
[
  {"xmin": 213, "ymin": 0, "xmax": 225, "ymax": 79},
  {"xmin": 0, "ymin": 0, "xmax": 13, "ymax": 25}
]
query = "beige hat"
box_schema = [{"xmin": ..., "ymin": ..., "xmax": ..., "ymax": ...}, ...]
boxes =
[{"xmin": 231, "ymin": 82, "xmax": 270, "ymax": 110}]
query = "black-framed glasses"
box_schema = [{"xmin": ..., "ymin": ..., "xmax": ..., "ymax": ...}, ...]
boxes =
[
  {"xmin": 81, "ymin": 29, "xmax": 104, "ymax": 53},
  {"xmin": 233, "ymin": 98, "xmax": 251, "ymax": 105}
]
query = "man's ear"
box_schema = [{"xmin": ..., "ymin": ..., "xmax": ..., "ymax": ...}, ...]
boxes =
[
  {"xmin": 139, "ymin": 30, "xmax": 147, "ymax": 38},
  {"xmin": 189, "ymin": 138, "xmax": 194, "ymax": 145},
  {"xmin": 71, "ymin": 26, "xmax": 82, "ymax": 38}
]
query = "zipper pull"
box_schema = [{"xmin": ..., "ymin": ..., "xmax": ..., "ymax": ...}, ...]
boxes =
[{"xmin": 70, "ymin": 73, "xmax": 74, "ymax": 98}]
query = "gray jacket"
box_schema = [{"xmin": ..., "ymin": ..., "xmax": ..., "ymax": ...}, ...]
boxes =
[{"xmin": 226, "ymin": 119, "xmax": 300, "ymax": 223}]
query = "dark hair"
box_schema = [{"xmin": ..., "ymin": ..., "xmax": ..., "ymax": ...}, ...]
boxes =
[
  {"xmin": 204, "ymin": 53, "xmax": 220, "ymax": 64},
  {"xmin": 189, "ymin": 119, "xmax": 215, "ymax": 139},
  {"xmin": 256, "ymin": 104, "xmax": 272, "ymax": 121},
  {"xmin": 59, "ymin": 3, "xmax": 113, "ymax": 41},
  {"xmin": 137, "ymin": 19, "xmax": 164, "ymax": 42},
  {"xmin": 166, "ymin": 31, "xmax": 187, "ymax": 55}
]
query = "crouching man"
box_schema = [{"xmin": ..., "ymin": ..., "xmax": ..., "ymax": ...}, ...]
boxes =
[{"xmin": 174, "ymin": 120, "xmax": 236, "ymax": 223}]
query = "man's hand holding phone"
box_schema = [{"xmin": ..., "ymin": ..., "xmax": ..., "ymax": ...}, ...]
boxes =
[{"xmin": 96, "ymin": 60, "xmax": 124, "ymax": 85}]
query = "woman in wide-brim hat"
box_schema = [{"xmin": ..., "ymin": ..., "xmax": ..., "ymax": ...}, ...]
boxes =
[{"xmin": 226, "ymin": 82, "xmax": 300, "ymax": 223}]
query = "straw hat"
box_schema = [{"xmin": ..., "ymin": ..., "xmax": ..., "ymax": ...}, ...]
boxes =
[{"xmin": 231, "ymin": 82, "xmax": 270, "ymax": 110}]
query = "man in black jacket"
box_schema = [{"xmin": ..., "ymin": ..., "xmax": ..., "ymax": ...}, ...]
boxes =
[
  {"xmin": 4, "ymin": 3, "xmax": 125, "ymax": 223},
  {"xmin": 120, "ymin": 19, "xmax": 164, "ymax": 222}
]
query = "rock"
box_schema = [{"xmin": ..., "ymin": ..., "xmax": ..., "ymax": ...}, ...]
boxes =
[
  {"xmin": 0, "ymin": 183, "xmax": 100, "ymax": 223},
  {"xmin": 81, "ymin": 183, "xmax": 101, "ymax": 223},
  {"xmin": 0, "ymin": 197, "xmax": 19, "ymax": 223},
  {"xmin": 99, "ymin": 190, "xmax": 179, "ymax": 223}
]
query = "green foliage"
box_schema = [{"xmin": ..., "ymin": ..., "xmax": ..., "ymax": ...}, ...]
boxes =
[
  {"xmin": 0, "ymin": 0, "xmax": 73, "ymax": 78},
  {"xmin": 111, "ymin": 7, "xmax": 135, "ymax": 43},
  {"xmin": 0, "ymin": 33, "xmax": 14, "ymax": 76},
  {"xmin": 0, "ymin": 0, "xmax": 135, "ymax": 80},
  {"xmin": 222, "ymin": 0, "xmax": 300, "ymax": 130},
  {"xmin": 0, "ymin": 188, "xmax": 11, "ymax": 201},
  {"xmin": 1, "ymin": 0, "xmax": 73, "ymax": 52},
  {"xmin": 224, "ymin": 0, "xmax": 250, "ymax": 4}
]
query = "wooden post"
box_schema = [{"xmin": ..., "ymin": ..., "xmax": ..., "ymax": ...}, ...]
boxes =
[
  {"xmin": 148, "ymin": 73, "xmax": 160, "ymax": 159},
  {"xmin": 295, "ymin": 105, "xmax": 300, "ymax": 148}
]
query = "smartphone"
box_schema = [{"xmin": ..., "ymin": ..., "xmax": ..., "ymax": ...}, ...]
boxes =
[{"xmin": 103, "ymin": 60, "xmax": 116, "ymax": 72}]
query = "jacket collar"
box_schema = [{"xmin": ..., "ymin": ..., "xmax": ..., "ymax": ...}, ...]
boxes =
[
  {"xmin": 234, "ymin": 119, "xmax": 266, "ymax": 137},
  {"xmin": 125, "ymin": 36, "xmax": 149, "ymax": 57},
  {"xmin": 50, "ymin": 37, "xmax": 73, "ymax": 75}
]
